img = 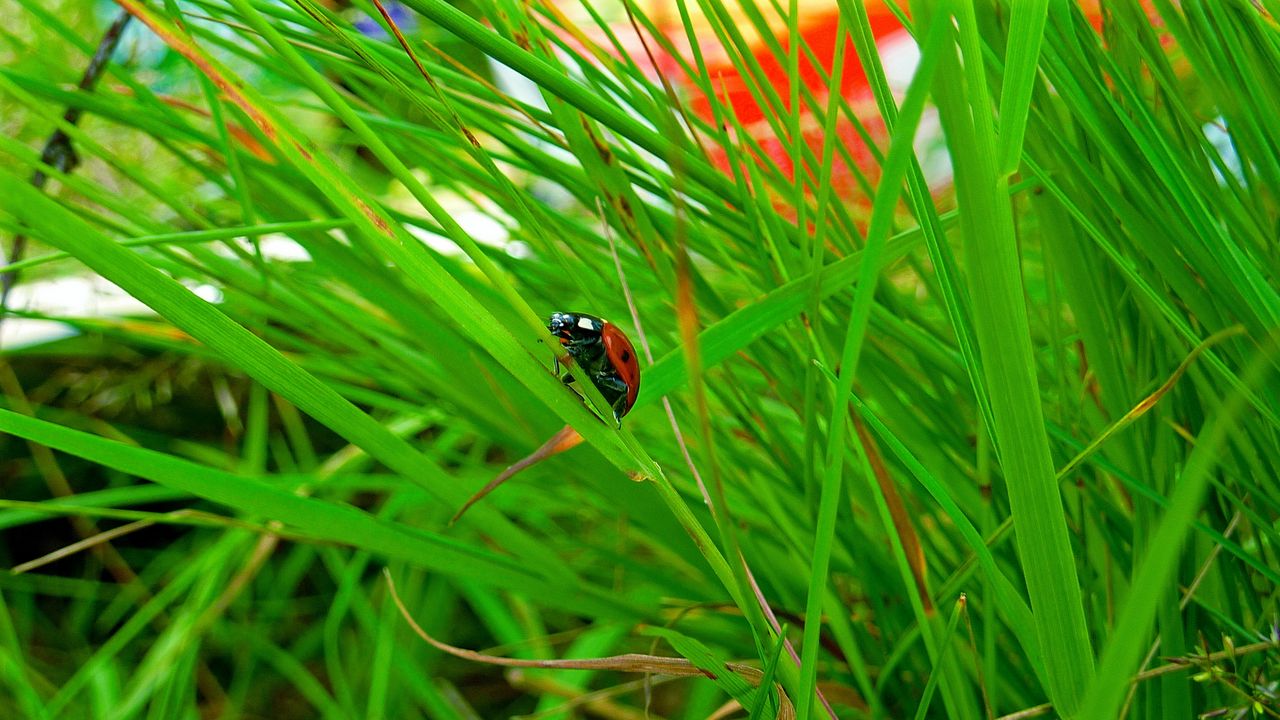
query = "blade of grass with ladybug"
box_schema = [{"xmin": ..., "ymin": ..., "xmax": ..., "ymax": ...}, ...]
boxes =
[{"xmin": 450, "ymin": 312, "xmax": 641, "ymax": 524}]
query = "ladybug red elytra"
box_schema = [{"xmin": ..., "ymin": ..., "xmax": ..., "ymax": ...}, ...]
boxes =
[{"xmin": 548, "ymin": 311, "xmax": 640, "ymax": 422}]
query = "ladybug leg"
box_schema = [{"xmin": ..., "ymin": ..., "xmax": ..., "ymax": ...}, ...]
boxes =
[
  {"xmin": 552, "ymin": 355, "xmax": 577, "ymax": 385},
  {"xmin": 591, "ymin": 371, "xmax": 629, "ymax": 426},
  {"xmin": 595, "ymin": 370, "xmax": 628, "ymax": 392}
]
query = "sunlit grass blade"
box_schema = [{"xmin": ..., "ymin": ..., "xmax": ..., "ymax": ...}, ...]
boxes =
[
  {"xmin": 996, "ymin": 0, "xmax": 1049, "ymax": 176},
  {"xmin": 925, "ymin": 0, "xmax": 1096, "ymax": 712}
]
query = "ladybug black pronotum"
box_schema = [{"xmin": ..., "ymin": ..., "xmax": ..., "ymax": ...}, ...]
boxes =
[{"xmin": 547, "ymin": 311, "xmax": 640, "ymax": 422}]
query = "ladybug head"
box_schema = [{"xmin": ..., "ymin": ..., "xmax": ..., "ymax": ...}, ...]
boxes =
[
  {"xmin": 548, "ymin": 312, "xmax": 605, "ymax": 345},
  {"xmin": 547, "ymin": 312, "xmax": 578, "ymax": 340}
]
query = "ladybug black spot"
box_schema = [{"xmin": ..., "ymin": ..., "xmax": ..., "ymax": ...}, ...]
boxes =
[{"xmin": 621, "ymin": 351, "xmax": 630, "ymax": 361}]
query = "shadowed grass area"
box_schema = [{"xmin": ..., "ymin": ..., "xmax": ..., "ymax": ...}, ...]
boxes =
[{"xmin": 0, "ymin": 1, "xmax": 1278, "ymax": 718}]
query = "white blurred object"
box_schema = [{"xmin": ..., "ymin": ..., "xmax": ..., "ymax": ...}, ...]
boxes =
[
  {"xmin": 1, "ymin": 238, "xmax": 279, "ymax": 350},
  {"xmin": 213, "ymin": 233, "xmax": 313, "ymax": 263},
  {"xmin": 1, "ymin": 200, "xmax": 521, "ymax": 350},
  {"xmin": 878, "ymin": 30, "xmax": 952, "ymax": 191},
  {"xmin": 1, "ymin": 276, "xmax": 147, "ymax": 349},
  {"xmin": 1203, "ymin": 119, "xmax": 1246, "ymax": 187},
  {"xmin": 879, "ymin": 30, "xmax": 920, "ymax": 92},
  {"xmin": 0, "ymin": 318, "xmax": 77, "ymax": 349}
]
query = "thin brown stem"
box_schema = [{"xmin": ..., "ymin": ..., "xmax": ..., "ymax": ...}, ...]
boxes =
[
  {"xmin": 2, "ymin": 10, "xmax": 132, "ymax": 315},
  {"xmin": 995, "ymin": 639, "xmax": 1280, "ymax": 720}
]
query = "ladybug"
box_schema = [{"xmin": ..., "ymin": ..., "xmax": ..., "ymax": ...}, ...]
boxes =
[{"xmin": 547, "ymin": 311, "xmax": 640, "ymax": 422}]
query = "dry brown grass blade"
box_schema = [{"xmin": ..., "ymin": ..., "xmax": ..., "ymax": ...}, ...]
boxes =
[
  {"xmin": 449, "ymin": 423, "xmax": 583, "ymax": 524},
  {"xmin": 387, "ymin": 567, "xmax": 725, "ymax": 676},
  {"xmin": 1056, "ymin": 324, "xmax": 1247, "ymax": 481},
  {"xmin": 113, "ymin": 89, "xmax": 273, "ymax": 161},
  {"xmin": 853, "ymin": 412, "xmax": 933, "ymax": 614},
  {"xmin": 385, "ymin": 569, "xmax": 796, "ymax": 718},
  {"xmin": 9, "ymin": 518, "xmax": 155, "ymax": 575}
]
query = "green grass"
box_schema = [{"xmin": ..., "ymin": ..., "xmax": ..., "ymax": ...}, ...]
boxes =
[{"xmin": 1, "ymin": 1, "xmax": 1278, "ymax": 718}]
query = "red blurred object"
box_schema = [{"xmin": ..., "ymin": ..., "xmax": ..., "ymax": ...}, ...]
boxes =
[
  {"xmin": 559, "ymin": 1, "xmax": 1172, "ymax": 211},
  {"xmin": 632, "ymin": 1, "xmax": 908, "ymax": 212},
  {"xmin": 663, "ymin": 3, "xmax": 905, "ymax": 125}
]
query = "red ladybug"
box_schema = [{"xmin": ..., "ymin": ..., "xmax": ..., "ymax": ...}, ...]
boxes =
[{"xmin": 547, "ymin": 311, "xmax": 640, "ymax": 422}]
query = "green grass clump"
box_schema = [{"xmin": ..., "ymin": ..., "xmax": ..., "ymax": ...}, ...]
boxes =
[{"xmin": 1, "ymin": 1, "xmax": 1278, "ymax": 718}]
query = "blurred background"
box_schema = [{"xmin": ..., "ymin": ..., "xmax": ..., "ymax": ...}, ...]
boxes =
[{"xmin": 1, "ymin": 1, "xmax": 1278, "ymax": 719}]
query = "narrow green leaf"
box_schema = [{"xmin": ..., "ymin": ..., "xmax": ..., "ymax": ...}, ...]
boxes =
[{"xmin": 997, "ymin": 0, "xmax": 1050, "ymax": 175}]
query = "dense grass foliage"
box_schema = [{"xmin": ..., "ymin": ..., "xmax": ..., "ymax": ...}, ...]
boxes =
[{"xmin": 1, "ymin": 1, "xmax": 1278, "ymax": 718}]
